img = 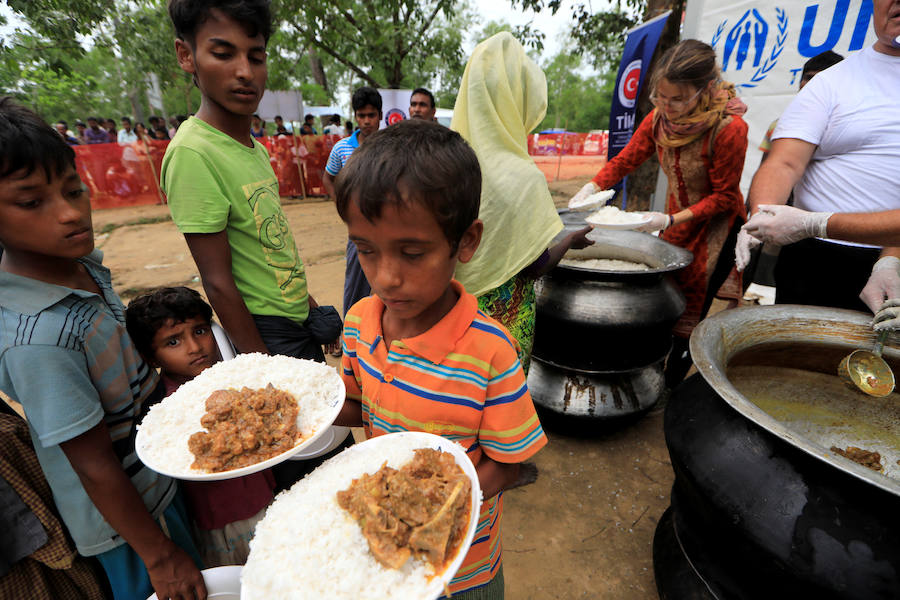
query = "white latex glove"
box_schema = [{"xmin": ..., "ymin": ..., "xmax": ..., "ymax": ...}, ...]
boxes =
[
  {"xmin": 635, "ymin": 211, "xmax": 670, "ymax": 233},
  {"xmin": 742, "ymin": 204, "xmax": 833, "ymax": 245},
  {"xmin": 734, "ymin": 229, "xmax": 761, "ymax": 272},
  {"xmin": 860, "ymin": 256, "xmax": 900, "ymax": 313},
  {"xmin": 873, "ymin": 298, "xmax": 900, "ymax": 331},
  {"xmin": 568, "ymin": 181, "xmax": 598, "ymax": 209}
]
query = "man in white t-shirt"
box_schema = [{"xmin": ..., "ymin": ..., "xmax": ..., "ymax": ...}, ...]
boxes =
[
  {"xmin": 117, "ymin": 117, "xmax": 138, "ymax": 144},
  {"xmin": 737, "ymin": 0, "xmax": 900, "ymax": 314}
]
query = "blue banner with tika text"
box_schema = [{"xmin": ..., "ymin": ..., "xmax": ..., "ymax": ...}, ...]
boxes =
[{"xmin": 607, "ymin": 11, "xmax": 671, "ymax": 209}]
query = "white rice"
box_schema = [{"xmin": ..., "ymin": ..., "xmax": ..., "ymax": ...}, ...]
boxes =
[
  {"xmin": 241, "ymin": 438, "xmax": 461, "ymax": 600},
  {"xmin": 560, "ymin": 257, "xmax": 651, "ymax": 271},
  {"xmin": 136, "ymin": 353, "xmax": 342, "ymax": 475},
  {"xmin": 585, "ymin": 205, "xmax": 647, "ymax": 225},
  {"xmin": 569, "ymin": 188, "xmax": 615, "ymax": 210}
]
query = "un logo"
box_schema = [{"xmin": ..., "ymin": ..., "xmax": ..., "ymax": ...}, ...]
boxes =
[{"xmin": 712, "ymin": 7, "xmax": 788, "ymax": 89}]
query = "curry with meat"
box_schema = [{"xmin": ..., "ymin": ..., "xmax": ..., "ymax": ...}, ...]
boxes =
[
  {"xmin": 337, "ymin": 448, "xmax": 471, "ymax": 571},
  {"xmin": 188, "ymin": 384, "xmax": 299, "ymax": 472},
  {"xmin": 830, "ymin": 445, "xmax": 884, "ymax": 472}
]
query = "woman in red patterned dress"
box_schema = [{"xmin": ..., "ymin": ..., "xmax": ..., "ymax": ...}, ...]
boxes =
[{"xmin": 572, "ymin": 40, "xmax": 749, "ymax": 386}]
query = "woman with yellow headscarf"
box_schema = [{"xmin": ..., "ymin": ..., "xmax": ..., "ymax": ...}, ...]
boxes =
[
  {"xmin": 452, "ymin": 32, "xmax": 592, "ymax": 373},
  {"xmin": 570, "ymin": 39, "xmax": 749, "ymax": 387}
]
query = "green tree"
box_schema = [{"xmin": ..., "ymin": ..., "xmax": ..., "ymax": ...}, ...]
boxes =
[
  {"xmin": 539, "ymin": 50, "xmax": 617, "ymax": 133},
  {"xmin": 3, "ymin": 0, "xmax": 194, "ymax": 121},
  {"xmin": 273, "ymin": 0, "xmax": 475, "ymax": 89}
]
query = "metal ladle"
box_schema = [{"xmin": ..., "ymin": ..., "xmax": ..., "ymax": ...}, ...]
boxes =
[{"xmin": 838, "ymin": 330, "xmax": 895, "ymax": 397}]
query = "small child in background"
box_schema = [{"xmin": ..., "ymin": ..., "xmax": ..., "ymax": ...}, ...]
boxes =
[
  {"xmin": 126, "ymin": 287, "xmax": 275, "ymax": 566},
  {"xmin": 333, "ymin": 119, "xmax": 547, "ymax": 599}
]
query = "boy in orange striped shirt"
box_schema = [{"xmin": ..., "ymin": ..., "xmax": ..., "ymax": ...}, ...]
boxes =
[{"xmin": 334, "ymin": 119, "xmax": 547, "ymax": 598}]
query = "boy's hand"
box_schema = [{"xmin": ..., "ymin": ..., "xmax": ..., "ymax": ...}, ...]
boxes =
[
  {"xmin": 566, "ymin": 225, "xmax": 594, "ymax": 250},
  {"xmin": 147, "ymin": 539, "xmax": 207, "ymax": 600},
  {"xmin": 324, "ymin": 339, "xmax": 341, "ymax": 355},
  {"xmin": 476, "ymin": 454, "xmax": 522, "ymax": 499}
]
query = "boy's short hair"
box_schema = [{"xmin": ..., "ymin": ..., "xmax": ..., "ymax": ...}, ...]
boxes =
[
  {"xmin": 801, "ymin": 50, "xmax": 843, "ymax": 78},
  {"xmin": 168, "ymin": 0, "xmax": 272, "ymax": 46},
  {"xmin": 411, "ymin": 87, "xmax": 435, "ymax": 108},
  {"xmin": 334, "ymin": 119, "xmax": 481, "ymax": 251},
  {"xmin": 87, "ymin": 116, "xmax": 99, "ymax": 123},
  {"xmin": 0, "ymin": 97, "xmax": 76, "ymax": 181},
  {"xmin": 352, "ymin": 87, "xmax": 382, "ymax": 112},
  {"xmin": 126, "ymin": 287, "xmax": 213, "ymax": 359},
  {"xmin": 121, "ymin": 116, "xmax": 132, "ymax": 124}
]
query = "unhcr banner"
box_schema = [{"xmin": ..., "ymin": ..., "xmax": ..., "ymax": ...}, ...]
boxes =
[
  {"xmin": 607, "ymin": 11, "xmax": 670, "ymax": 208},
  {"xmin": 682, "ymin": 0, "xmax": 876, "ymax": 193}
]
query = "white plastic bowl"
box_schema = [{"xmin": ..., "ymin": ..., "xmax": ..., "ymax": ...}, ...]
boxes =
[{"xmin": 147, "ymin": 565, "xmax": 242, "ymax": 600}]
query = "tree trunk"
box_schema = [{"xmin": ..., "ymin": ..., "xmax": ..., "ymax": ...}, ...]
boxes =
[
  {"xmin": 128, "ymin": 90, "xmax": 146, "ymax": 124},
  {"xmin": 626, "ymin": 0, "xmax": 685, "ymax": 211},
  {"xmin": 307, "ymin": 47, "xmax": 329, "ymax": 95}
]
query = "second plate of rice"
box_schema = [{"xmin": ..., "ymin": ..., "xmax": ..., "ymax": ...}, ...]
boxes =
[
  {"xmin": 135, "ymin": 353, "xmax": 345, "ymax": 481},
  {"xmin": 241, "ymin": 431, "xmax": 482, "ymax": 600}
]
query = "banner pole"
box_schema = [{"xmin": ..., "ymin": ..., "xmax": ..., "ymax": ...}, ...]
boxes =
[{"xmin": 141, "ymin": 138, "xmax": 166, "ymax": 205}]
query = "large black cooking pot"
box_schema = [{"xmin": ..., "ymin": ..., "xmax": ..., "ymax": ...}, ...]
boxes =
[
  {"xmin": 532, "ymin": 229, "xmax": 691, "ymax": 371},
  {"xmin": 654, "ymin": 305, "xmax": 900, "ymax": 599}
]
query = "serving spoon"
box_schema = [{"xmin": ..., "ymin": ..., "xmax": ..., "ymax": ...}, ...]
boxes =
[{"xmin": 838, "ymin": 330, "xmax": 895, "ymax": 397}]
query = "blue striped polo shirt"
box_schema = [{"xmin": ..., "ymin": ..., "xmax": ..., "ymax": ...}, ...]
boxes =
[
  {"xmin": 0, "ymin": 249, "xmax": 175, "ymax": 556},
  {"xmin": 324, "ymin": 129, "xmax": 360, "ymax": 176}
]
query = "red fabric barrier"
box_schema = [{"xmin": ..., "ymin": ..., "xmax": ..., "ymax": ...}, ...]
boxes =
[
  {"xmin": 75, "ymin": 131, "xmax": 603, "ymax": 210},
  {"xmin": 75, "ymin": 141, "xmax": 168, "ymax": 210},
  {"xmin": 527, "ymin": 131, "xmax": 608, "ymax": 157},
  {"xmin": 73, "ymin": 134, "xmax": 344, "ymax": 210}
]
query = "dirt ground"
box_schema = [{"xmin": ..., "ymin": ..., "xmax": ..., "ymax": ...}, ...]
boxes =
[{"xmin": 91, "ymin": 171, "xmax": 671, "ymax": 599}]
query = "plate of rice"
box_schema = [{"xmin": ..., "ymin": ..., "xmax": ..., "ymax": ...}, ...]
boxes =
[
  {"xmin": 241, "ymin": 432, "xmax": 481, "ymax": 600},
  {"xmin": 136, "ymin": 353, "xmax": 345, "ymax": 482},
  {"xmin": 585, "ymin": 205, "xmax": 652, "ymax": 230}
]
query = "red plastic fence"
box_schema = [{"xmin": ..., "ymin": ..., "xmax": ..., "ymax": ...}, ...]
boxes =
[
  {"xmin": 74, "ymin": 132, "xmax": 605, "ymax": 210},
  {"xmin": 74, "ymin": 134, "xmax": 343, "ymax": 210},
  {"xmin": 527, "ymin": 131, "xmax": 608, "ymax": 156}
]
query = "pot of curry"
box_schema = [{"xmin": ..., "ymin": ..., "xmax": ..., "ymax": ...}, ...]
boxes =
[{"xmin": 653, "ymin": 305, "xmax": 900, "ymax": 599}]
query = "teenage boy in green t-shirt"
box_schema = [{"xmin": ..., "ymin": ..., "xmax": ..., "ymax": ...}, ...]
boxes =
[{"xmin": 161, "ymin": 0, "xmax": 337, "ymax": 361}]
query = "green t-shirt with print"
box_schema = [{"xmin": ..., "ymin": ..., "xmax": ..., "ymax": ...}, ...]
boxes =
[{"xmin": 160, "ymin": 117, "xmax": 309, "ymax": 323}]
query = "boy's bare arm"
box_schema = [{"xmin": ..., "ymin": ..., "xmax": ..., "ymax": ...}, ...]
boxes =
[
  {"xmin": 60, "ymin": 422, "xmax": 207, "ymax": 600},
  {"xmin": 184, "ymin": 232, "xmax": 269, "ymax": 354},
  {"xmin": 334, "ymin": 398, "xmax": 363, "ymax": 427},
  {"xmin": 476, "ymin": 454, "xmax": 521, "ymax": 500},
  {"xmin": 323, "ymin": 172, "xmax": 336, "ymax": 200}
]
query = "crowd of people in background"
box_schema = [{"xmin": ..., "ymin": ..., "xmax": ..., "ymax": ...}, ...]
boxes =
[
  {"xmin": 54, "ymin": 114, "xmax": 190, "ymax": 145},
  {"xmin": 54, "ymin": 111, "xmax": 355, "ymax": 146}
]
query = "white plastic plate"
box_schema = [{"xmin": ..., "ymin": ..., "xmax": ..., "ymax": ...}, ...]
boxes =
[
  {"xmin": 136, "ymin": 363, "xmax": 345, "ymax": 482},
  {"xmin": 241, "ymin": 431, "xmax": 481, "ymax": 600}
]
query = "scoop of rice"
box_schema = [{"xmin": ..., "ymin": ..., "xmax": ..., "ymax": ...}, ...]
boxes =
[
  {"xmin": 136, "ymin": 353, "xmax": 342, "ymax": 475},
  {"xmin": 569, "ymin": 188, "xmax": 615, "ymax": 210},
  {"xmin": 559, "ymin": 257, "xmax": 651, "ymax": 271},
  {"xmin": 242, "ymin": 436, "xmax": 470, "ymax": 599},
  {"xmin": 585, "ymin": 205, "xmax": 647, "ymax": 225}
]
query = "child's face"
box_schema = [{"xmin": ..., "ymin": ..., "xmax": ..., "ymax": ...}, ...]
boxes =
[
  {"xmin": 354, "ymin": 105, "xmax": 382, "ymax": 138},
  {"xmin": 0, "ymin": 165, "xmax": 93, "ymax": 261},
  {"xmin": 150, "ymin": 316, "xmax": 218, "ymax": 382},
  {"xmin": 346, "ymin": 196, "xmax": 481, "ymax": 331},
  {"xmin": 175, "ymin": 9, "xmax": 268, "ymax": 117}
]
